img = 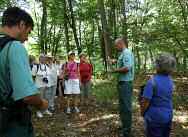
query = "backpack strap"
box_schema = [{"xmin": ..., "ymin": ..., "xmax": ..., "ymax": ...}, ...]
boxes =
[
  {"xmin": 0, "ymin": 36, "xmax": 16, "ymax": 104},
  {"xmin": 76, "ymin": 62, "xmax": 79, "ymax": 72},
  {"xmin": 36, "ymin": 64, "xmax": 40, "ymax": 73},
  {"xmin": 151, "ymin": 76, "xmax": 157, "ymax": 97},
  {"xmin": 0, "ymin": 36, "xmax": 16, "ymax": 52}
]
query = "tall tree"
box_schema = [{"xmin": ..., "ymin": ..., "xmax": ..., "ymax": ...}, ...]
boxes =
[
  {"xmin": 98, "ymin": 0, "xmax": 112, "ymax": 71},
  {"xmin": 67, "ymin": 0, "xmax": 82, "ymax": 54},
  {"xmin": 63, "ymin": 0, "xmax": 71, "ymax": 53},
  {"xmin": 39, "ymin": 0, "xmax": 48, "ymax": 54}
]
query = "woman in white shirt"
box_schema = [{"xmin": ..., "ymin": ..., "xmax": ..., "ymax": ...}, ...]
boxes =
[
  {"xmin": 46, "ymin": 57, "xmax": 58, "ymax": 112},
  {"xmin": 32, "ymin": 55, "xmax": 52, "ymax": 117}
]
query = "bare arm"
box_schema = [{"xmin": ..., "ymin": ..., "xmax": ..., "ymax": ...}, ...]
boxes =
[
  {"xmin": 113, "ymin": 67, "xmax": 129, "ymax": 73},
  {"xmin": 77, "ymin": 65, "xmax": 81, "ymax": 82},
  {"xmin": 140, "ymin": 98, "xmax": 150, "ymax": 116},
  {"xmin": 62, "ymin": 64, "xmax": 67, "ymax": 80},
  {"xmin": 23, "ymin": 94, "xmax": 48, "ymax": 110}
]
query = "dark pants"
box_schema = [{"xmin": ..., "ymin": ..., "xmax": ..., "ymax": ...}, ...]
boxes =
[
  {"xmin": 145, "ymin": 119, "xmax": 171, "ymax": 137},
  {"xmin": 118, "ymin": 81, "xmax": 133, "ymax": 137},
  {"xmin": 81, "ymin": 81, "xmax": 92, "ymax": 98},
  {"xmin": 3, "ymin": 121, "xmax": 34, "ymax": 137},
  {"xmin": 0, "ymin": 104, "xmax": 34, "ymax": 137}
]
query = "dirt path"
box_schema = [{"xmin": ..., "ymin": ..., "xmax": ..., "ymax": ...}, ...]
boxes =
[
  {"xmin": 33, "ymin": 75, "xmax": 188, "ymax": 137},
  {"xmin": 33, "ymin": 97, "xmax": 187, "ymax": 137}
]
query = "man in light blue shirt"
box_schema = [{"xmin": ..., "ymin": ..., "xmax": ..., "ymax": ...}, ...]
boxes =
[
  {"xmin": 117, "ymin": 47, "xmax": 134, "ymax": 82},
  {"xmin": 111, "ymin": 37, "xmax": 134, "ymax": 137},
  {"xmin": 0, "ymin": 7, "xmax": 48, "ymax": 137}
]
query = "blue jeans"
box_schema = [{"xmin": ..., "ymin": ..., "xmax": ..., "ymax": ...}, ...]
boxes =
[
  {"xmin": 145, "ymin": 119, "xmax": 172, "ymax": 137},
  {"xmin": 118, "ymin": 81, "xmax": 133, "ymax": 137}
]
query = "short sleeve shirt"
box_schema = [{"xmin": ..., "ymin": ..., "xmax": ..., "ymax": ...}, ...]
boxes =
[
  {"xmin": 0, "ymin": 40, "xmax": 38, "ymax": 101},
  {"xmin": 32, "ymin": 64, "xmax": 49, "ymax": 88},
  {"xmin": 117, "ymin": 48, "xmax": 134, "ymax": 81},
  {"xmin": 143, "ymin": 74, "xmax": 174, "ymax": 123},
  {"xmin": 79, "ymin": 62, "xmax": 92, "ymax": 83}
]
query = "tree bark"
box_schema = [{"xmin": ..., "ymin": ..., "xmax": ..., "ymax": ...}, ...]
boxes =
[
  {"xmin": 40, "ymin": 0, "xmax": 48, "ymax": 54},
  {"xmin": 63, "ymin": 0, "xmax": 70, "ymax": 54},
  {"xmin": 98, "ymin": 0, "xmax": 112, "ymax": 71},
  {"xmin": 122, "ymin": 0, "xmax": 128, "ymax": 37},
  {"xmin": 67, "ymin": 0, "xmax": 82, "ymax": 54}
]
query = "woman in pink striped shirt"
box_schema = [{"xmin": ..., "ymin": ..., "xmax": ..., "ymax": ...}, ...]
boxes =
[{"xmin": 63, "ymin": 51, "xmax": 80, "ymax": 114}]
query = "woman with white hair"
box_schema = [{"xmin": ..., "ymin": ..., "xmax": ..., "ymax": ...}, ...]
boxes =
[{"xmin": 141, "ymin": 53, "xmax": 176, "ymax": 137}]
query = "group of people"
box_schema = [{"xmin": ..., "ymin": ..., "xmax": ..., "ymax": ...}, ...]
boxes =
[
  {"xmin": 0, "ymin": 7, "xmax": 177, "ymax": 137},
  {"xmin": 30, "ymin": 51, "xmax": 93, "ymax": 117}
]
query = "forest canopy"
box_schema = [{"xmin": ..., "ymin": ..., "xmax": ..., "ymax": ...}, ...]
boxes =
[{"xmin": 0, "ymin": 0, "xmax": 188, "ymax": 73}]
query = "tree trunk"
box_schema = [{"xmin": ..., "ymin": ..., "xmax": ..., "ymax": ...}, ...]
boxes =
[
  {"xmin": 121, "ymin": 0, "xmax": 128, "ymax": 37},
  {"xmin": 149, "ymin": 48, "xmax": 154, "ymax": 65},
  {"xmin": 144, "ymin": 50, "xmax": 148, "ymax": 71},
  {"xmin": 67, "ymin": 0, "xmax": 82, "ymax": 54},
  {"xmin": 135, "ymin": 47, "xmax": 141, "ymax": 72},
  {"xmin": 40, "ymin": 0, "xmax": 48, "ymax": 54},
  {"xmin": 63, "ymin": 0, "xmax": 70, "ymax": 54},
  {"xmin": 183, "ymin": 54, "xmax": 187, "ymax": 71},
  {"xmin": 98, "ymin": 23, "xmax": 107, "ymax": 72},
  {"xmin": 98, "ymin": 0, "xmax": 112, "ymax": 71}
]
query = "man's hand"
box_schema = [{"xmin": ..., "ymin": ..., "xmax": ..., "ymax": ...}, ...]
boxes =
[
  {"xmin": 108, "ymin": 58, "xmax": 117, "ymax": 65},
  {"xmin": 23, "ymin": 94, "xmax": 48, "ymax": 110},
  {"xmin": 39, "ymin": 99, "xmax": 48, "ymax": 110}
]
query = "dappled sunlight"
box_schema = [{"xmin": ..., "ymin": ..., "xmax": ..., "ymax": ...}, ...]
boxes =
[
  {"xmin": 133, "ymin": 88, "xmax": 139, "ymax": 93},
  {"xmin": 74, "ymin": 114, "xmax": 118, "ymax": 128},
  {"xmin": 173, "ymin": 111, "xmax": 188, "ymax": 124},
  {"xmin": 175, "ymin": 77, "xmax": 188, "ymax": 81},
  {"xmin": 92, "ymin": 79, "xmax": 114, "ymax": 85},
  {"xmin": 182, "ymin": 125, "xmax": 188, "ymax": 129}
]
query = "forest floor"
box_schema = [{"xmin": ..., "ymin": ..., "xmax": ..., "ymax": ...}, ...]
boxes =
[{"xmin": 33, "ymin": 74, "xmax": 188, "ymax": 137}]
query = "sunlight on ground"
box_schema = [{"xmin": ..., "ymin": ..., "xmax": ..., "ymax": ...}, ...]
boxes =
[
  {"xmin": 182, "ymin": 125, "xmax": 188, "ymax": 129},
  {"xmin": 93, "ymin": 79, "xmax": 112, "ymax": 84},
  {"xmin": 174, "ymin": 77, "xmax": 188, "ymax": 84},
  {"xmin": 75, "ymin": 114, "xmax": 118, "ymax": 127},
  {"xmin": 173, "ymin": 111, "xmax": 188, "ymax": 124}
]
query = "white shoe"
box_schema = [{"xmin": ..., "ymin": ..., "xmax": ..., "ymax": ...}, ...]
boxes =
[
  {"xmin": 44, "ymin": 110, "xmax": 52, "ymax": 116},
  {"xmin": 74, "ymin": 107, "xmax": 80, "ymax": 113},
  {"xmin": 66, "ymin": 107, "xmax": 71, "ymax": 114},
  {"xmin": 36, "ymin": 111, "xmax": 43, "ymax": 118}
]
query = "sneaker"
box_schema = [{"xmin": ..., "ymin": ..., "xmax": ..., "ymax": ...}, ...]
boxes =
[
  {"xmin": 36, "ymin": 111, "xmax": 43, "ymax": 118},
  {"xmin": 49, "ymin": 106, "xmax": 55, "ymax": 112},
  {"xmin": 44, "ymin": 110, "xmax": 53, "ymax": 116},
  {"xmin": 66, "ymin": 107, "xmax": 71, "ymax": 114},
  {"xmin": 74, "ymin": 107, "xmax": 80, "ymax": 113}
]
